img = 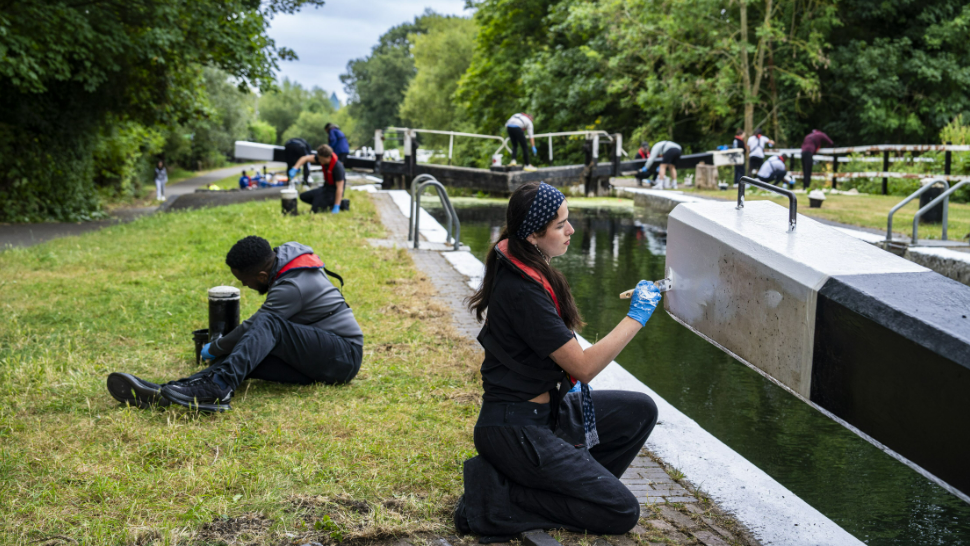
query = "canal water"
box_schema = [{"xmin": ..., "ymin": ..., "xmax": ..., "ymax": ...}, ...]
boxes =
[{"xmin": 431, "ymin": 202, "xmax": 970, "ymax": 546}]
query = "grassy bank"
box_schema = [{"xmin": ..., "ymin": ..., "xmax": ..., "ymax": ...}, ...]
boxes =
[
  {"xmin": 0, "ymin": 196, "xmax": 482, "ymax": 545},
  {"xmin": 680, "ymin": 187, "xmax": 970, "ymax": 240}
]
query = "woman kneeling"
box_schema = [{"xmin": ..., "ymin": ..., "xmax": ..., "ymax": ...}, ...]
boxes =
[{"xmin": 456, "ymin": 181, "xmax": 661, "ymax": 539}]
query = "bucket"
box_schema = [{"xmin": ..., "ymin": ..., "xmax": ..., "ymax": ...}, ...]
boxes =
[
  {"xmin": 491, "ymin": 153, "xmax": 503, "ymax": 167},
  {"xmin": 192, "ymin": 328, "xmax": 209, "ymax": 365},
  {"xmin": 281, "ymin": 188, "xmax": 298, "ymax": 216},
  {"xmin": 808, "ymin": 189, "xmax": 826, "ymax": 209},
  {"xmin": 208, "ymin": 286, "xmax": 240, "ymax": 343}
]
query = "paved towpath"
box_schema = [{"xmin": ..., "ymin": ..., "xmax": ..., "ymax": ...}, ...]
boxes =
[{"xmin": 0, "ymin": 163, "xmax": 282, "ymax": 250}]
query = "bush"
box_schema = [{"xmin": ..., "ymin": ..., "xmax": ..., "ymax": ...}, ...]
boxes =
[{"xmin": 248, "ymin": 120, "xmax": 277, "ymax": 144}]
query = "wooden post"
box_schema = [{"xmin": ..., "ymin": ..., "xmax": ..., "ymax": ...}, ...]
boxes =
[
  {"xmin": 945, "ymin": 141, "xmax": 952, "ymax": 177},
  {"xmin": 882, "ymin": 150, "xmax": 889, "ymax": 195},
  {"xmin": 832, "ymin": 154, "xmax": 839, "ymax": 189}
]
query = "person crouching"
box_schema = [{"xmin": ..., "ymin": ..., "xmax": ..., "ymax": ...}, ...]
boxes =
[
  {"xmin": 106, "ymin": 236, "xmax": 363, "ymax": 412},
  {"xmin": 454, "ymin": 181, "xmax": 660, "ymax": 539}
]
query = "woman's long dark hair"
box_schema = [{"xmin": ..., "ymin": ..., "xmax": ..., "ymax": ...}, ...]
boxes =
[{"xmin": 467, "ymin": 182, "xmax": 584, "ymax": 331}]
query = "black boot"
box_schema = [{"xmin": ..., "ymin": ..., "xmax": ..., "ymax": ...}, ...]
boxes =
[
  {"xmin": 161, "ymin": 375, "xmax": 232, "ymax": 412},
  {"xmin": 107, "ymin": 373, "xmax": 171, "ymax": 409}
]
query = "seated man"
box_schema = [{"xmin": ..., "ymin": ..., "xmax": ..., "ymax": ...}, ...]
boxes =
[
  {"xmin": 756, "ymin": 155, "xmax": 787, "ymax": 185},
  {"xmin": 107, "ymin": 236, "xmax": 364, "ymax": 412},
  {"xmin": 291, "ymin": 144, "xmax": 346, "ymax": 214},
  {"xmin": 238, "ymin": 170, "xmax": 251, "ymax": 190}
]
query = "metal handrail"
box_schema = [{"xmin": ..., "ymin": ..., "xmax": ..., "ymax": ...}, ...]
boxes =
[
  {"xmin": 531, "ymin": 130, "xmax": 624, "ymax": 162},
  {"xmin": 736, "ymin": 176, "xmax": 798, "ymax": 232},
  {"xmin": 386, "ymin": 127, "xmax": 512, "ymax": 160},
  {"xmin": 408, "ymin": 174, "xmax": 440, "ymax": 242},
  {"xmin": 413, "ymin": 178, "xmax": 462, "ymax": 251},
  {"xmin": 912, "ymin": 179, "xmax": 970, "ymax": 243},
  {"xmin": 886, "ymin": 179, "xmax": 949, "ymax": 242}
]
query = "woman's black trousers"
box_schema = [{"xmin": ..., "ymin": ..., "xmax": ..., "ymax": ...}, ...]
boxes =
[{"xmin": 463, "ymin": 390, "xmax": 658, "ymax": 536}]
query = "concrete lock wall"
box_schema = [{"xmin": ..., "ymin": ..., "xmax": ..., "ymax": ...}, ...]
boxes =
[{"xmin": 665, "ymin": 200, "xmax": 970, "ymax": 497}]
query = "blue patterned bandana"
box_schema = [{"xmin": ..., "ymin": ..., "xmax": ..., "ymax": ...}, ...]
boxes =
[{"xmin": 516, "ymin": 183, "xmax": 566, "ymax": 240}]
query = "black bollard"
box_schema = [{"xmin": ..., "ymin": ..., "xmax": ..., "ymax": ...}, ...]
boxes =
[
  {"xmin": 281, "ymin": 188, "xmax": 298, "ymax": 216},
  {"xmin": 208, "ymin": 286, "xmax": 240, "ymax": 343}
]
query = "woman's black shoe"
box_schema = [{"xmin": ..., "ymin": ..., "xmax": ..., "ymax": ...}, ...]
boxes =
[
  {"xmin": 160, "ymin": 375, "xmax": 232, "ymax": 412},
  {"xmin": 453, "ymin": 494, "xmax": 471, "ymax": 535},
  {"xmin": 107, "ymin": 373, "xmax": 170, "ymax": 409}
]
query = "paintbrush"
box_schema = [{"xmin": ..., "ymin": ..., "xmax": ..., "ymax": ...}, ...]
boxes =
[{"xmin": 619, "ymin": 278, "xmax": 672, "ymax": 299}]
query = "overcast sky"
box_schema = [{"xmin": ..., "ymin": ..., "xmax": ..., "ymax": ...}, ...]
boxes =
[{"xmin": 266, "ymin": 1, "xmax": 472, "ymax": 104}]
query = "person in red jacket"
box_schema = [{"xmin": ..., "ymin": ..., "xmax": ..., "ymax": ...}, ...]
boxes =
[{"xmin": 801, "ymin": 129, "xmax": 833, "ymax": 189}]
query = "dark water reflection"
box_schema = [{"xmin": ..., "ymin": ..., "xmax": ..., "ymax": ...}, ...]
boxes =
[{"xmin": 432, "ymin": 203, "xmax": 970, "ymax": 545}]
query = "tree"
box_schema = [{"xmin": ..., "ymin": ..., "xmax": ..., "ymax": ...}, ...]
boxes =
[
  {"xmin": 258, "ymin": 78, "xmax": 338, "ymax": 144},
  {"xmin": 340, "ymin": 11, "xmax": 444, "ymax": 145},
  {"xmin": 399, "ymin": 17, "xmax": 478, "ymax": 131},
  {"xmin": 818, "ymin": 0, "xmax": 970, "ymax": 143},
  {"xmin": 249, "ymin": 120, "xmax": 278, "ymax": 144},
  {"xmin": 0, "ymin": 0, "xmax": 323, "ymax": 222}
]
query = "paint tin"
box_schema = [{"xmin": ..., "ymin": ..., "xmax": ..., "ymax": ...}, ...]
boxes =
[
  {"xmin": 208, "ymin": 286, "xmax": 240, "ymax": 343},
  {"xmin": 192, "ymin": 328, "xmax": 209, "ymax": 365},
  {"xmin": 281, "ymin": 188, "xmax": 298, "ymax": 216}
]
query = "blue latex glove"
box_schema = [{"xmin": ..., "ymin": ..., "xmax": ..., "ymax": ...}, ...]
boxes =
[
  {"xmin": 331, "ymin": 204, "xmax": 341, "ymax": 214},
  {"xmin": 640, "ymin": 165, "xmax": 648, "ymax": 172},
  {"xmin": 627, "ymin": 280, "xmax": 662, "ymax": 327},
  {"xmin": 568, "ymin": 380, "xmax": 592, "ymax": 393},
  {"xmin": 532, "ymin": 146, "xmax": 537, "ymax": 155},
  {"xmin": 287, "ymin": 167, "xmax": 299, "ymax": 180},
  {"xmin": 200, "ymin": 343, "xmax": 215, "ymax": 361}
]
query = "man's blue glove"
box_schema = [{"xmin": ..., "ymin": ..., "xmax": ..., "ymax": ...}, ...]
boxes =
[
  {"xmin": 287, "ymin": 167, "xmax": 299, "ymax": 180},
  {"xmin": 627, "ymin": 280, "xmax": 662, "ymax": 327},
  {"xmin": 201, "ymin": 343, "xmax": 215, "ymax": 361},
  {"xmin": 331, "ymin": 204, "xmax": 341, "ymax": 214},
  {"xmin": 532, "ymin": 146, "xmax": 537, "ymax": 155}
]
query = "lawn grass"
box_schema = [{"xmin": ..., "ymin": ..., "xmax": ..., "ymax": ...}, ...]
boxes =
[
  {"xmin": 678, "ymin": 187, "xmax": 970, "ymax": 240},
  {"xmin": 0, "ymin": 196, "xmax": 483, "ymax": 545}
]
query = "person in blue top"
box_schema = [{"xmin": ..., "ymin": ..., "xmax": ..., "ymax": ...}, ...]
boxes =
[
  {"xmin": 325, "ymin": 123, "xmax": 350, "ymax": 163},
  {"xmin": 238, "ymin": 170, "xmax": 251, "ymax": 190}
]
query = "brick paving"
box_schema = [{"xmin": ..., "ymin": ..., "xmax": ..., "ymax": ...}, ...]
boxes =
[{"xmin": 366, "ymin": 191, "xmax": 761, "ymax": 546}]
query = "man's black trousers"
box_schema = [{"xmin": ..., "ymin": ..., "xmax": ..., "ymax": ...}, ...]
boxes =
[
  {"xmin": 801, "ymin": 152, "xmax": 814, "ymax": 189},
  {"xmin": 734, "ymin": 164, "xmax": 745, "ymax": 185},
  {"xmin": 463, "ymin": 390, "xmax": 658, "ymax": 536},
  {"xmin": 300, "ymin": 185, "xmax": 337, "ymax": 213},
  {"xmin": 192, "ymin": 312, "xmax": 362, "ymax": 390},
  {"xmin": 506, "ymin": 126, "xmax": 530, "ymax": 165}
]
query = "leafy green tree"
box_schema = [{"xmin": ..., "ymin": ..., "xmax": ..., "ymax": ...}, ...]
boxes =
[
  {"xmin": 0, "ymin": 0, "xmax": 323, "ymax": 222},
  {"xmin": 258, "ymin": 78, "xmax": 338, "ymax": 144},
  {"xmin": 818, "ymin": 0, "xmax": 970, "ymax": 143},
  {"xmin": 399, "ymin": 17, "xmax": 477, "ymax": 130},
  {"xmin": 341, "ymin": 11, "xmax": 448, "ymax": 145},
  {"xmin": 163, "ymin": 68, "xmax": 256, "ymax": 170},
  {"xmin": 248, "ymin": 120, "xmax": 278, "ymax": 144},
  {"xmin": 282, "ymin": 111, "xmax": 332, "ymax": 149}
]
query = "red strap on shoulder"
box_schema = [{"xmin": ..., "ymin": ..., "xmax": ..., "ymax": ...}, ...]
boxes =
[
  {"xmin": 275, "ymin": 253, "xmax": 324, "ymax": 280},
  {"xmin": 495, "ymin": 240, "xmax": 560, "ymax": 316}
]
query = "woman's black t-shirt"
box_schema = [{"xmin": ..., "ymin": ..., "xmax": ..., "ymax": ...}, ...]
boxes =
[{"xmin": 480, "ymin": 263, "xmax": 575, "ymax": 403}]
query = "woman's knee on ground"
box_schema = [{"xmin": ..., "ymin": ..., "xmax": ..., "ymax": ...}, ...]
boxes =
[{"xmin": 594, "ymin": 488, "xmax": 641, "ymax": 535}]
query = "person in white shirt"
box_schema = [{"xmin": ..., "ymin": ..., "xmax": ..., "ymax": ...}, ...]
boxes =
[
  {"xmin": 746, "ymin": 128, "xmax": 775, "ymax": 175},
  {"xmin": 756, "ymin": 155, "xmax": 787, "ymax": 185},
  {"xmin": 506, "ymin": 113, "xmax": 537, "ymax": 171},
  {"xmin": 641, "ymin": 140, "xmax": 682, "ymax": 189}
]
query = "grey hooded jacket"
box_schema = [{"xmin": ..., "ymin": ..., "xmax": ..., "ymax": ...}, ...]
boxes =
[{"xmin": 209, "ymin": 242, "xmax": 363, "ymax": 356}]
